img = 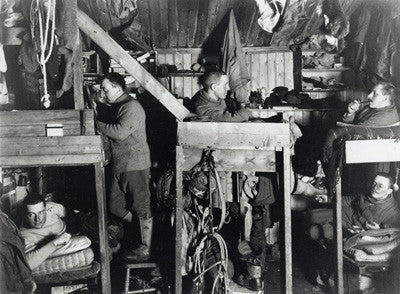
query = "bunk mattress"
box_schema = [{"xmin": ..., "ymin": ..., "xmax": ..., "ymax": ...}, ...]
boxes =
[{"xmin": 32, "ymin": 247, "xmax": 94, "ymax": 276}]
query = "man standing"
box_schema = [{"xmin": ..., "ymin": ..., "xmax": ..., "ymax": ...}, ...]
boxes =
[
  {"xmin": 343, "ymin": 82, "xmax": 399, "ymax": 126},
  {"xmin": 192, "ymin": 71, "xmax": 251, "ymax": 122},
  {"xmin": 96, "ymin": 72, "xmax": 152, "ymax": 262}
]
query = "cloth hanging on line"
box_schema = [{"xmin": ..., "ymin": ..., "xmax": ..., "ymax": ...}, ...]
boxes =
[
  {"xmin": 255, "ymin": 0, "xmax": 286, "ymax": 33},
  {"xmin": 221, "ymin": 10, "xmax": 250, "ymax": 102}
]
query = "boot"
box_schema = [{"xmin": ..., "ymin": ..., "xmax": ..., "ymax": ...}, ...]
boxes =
[
  {"xmin": 123, "ymin": 217, "xmax": 153, "ymax": 262},
  {"xmin": 237, "ymin": 258, "xmax": 264, "ymax": 291},
  {"xmin": 292, "ymin": 178, "xmax": 327, "ymax": 197}
]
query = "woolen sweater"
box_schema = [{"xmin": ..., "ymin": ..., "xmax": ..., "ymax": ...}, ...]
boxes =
[
  {"xmin": 97, "ymin": 93, "xmax": 151, "ymax": 173},
  {"xmin": 192, "ymin": 89, "xmax": 251, "ymax": 122},
  {"xmin": 343, "ymin": 104, "xmax": 399, "ymax": 126}
]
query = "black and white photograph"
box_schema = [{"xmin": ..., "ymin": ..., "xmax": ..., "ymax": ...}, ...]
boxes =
[{"xmin": 0, "ymin": 0, "xmax": 400, "ymax": 293}]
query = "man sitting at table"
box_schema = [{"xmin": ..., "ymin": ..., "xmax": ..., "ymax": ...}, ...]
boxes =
[{"xmin": 192, "ymin": 71, "xmax": 252, "ymax": 122}]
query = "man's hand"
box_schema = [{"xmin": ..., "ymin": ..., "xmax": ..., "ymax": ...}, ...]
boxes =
[
  {"xmin": 348, "ymin": 225, "xmax": 364, "ymax": 234},
  {"xmin": 347, "ymin": 100, "xmax": 361, "ymax": 114},
  {"xmin": 53, "ymin": 232, "xmax": 71, "ymax": 247},
  {"xmin": 92, "ymin": 100, "xmax": 98, "ymax": 116},
  {"xmin": 365, "ymin": 221, "xmax": 380, "ymax": 230}
]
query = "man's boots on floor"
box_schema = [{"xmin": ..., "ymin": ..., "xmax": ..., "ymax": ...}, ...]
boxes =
[
  {"xmin": 238, "ymin": 257, "xmax": 264, "ymax": 291},
  {"xmin": 123, "ymin": 217, "xmax": 153, "ymax": 262}
]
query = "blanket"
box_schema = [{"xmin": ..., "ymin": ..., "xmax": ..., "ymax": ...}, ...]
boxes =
[{"xmin": 344, "ymin": 229, "xmax": 400, "ymax": 263}]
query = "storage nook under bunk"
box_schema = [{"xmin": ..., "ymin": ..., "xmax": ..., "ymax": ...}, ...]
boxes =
[
  {"xmin": 0, "ymin": 109, "xmax": 111, "ymax": 294},
  {"xmin": 175, "ymin": 121, "xmax": 293, "ymax": 293}
]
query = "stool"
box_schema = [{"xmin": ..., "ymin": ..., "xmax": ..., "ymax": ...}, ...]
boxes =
[{"xmin": 122, "ymin": 261, "xmax": 159, "ymax": 294}]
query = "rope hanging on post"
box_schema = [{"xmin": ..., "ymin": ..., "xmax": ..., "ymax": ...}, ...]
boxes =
[{"xmin": 31, "ymin": 0, "xmax": 56, "ymax": 108}]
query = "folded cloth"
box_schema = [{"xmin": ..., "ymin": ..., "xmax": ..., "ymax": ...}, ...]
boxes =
[
  {"xmin": 347, "ymin": 248, "xmax": 391, "ymax": 262},
  {"xmin": 344, "ymin": 229, "xmax": 400, "ymax": 262},
  {"xmin": 344, "ymin": 228, "xmax": 400, "ymax": 251}
]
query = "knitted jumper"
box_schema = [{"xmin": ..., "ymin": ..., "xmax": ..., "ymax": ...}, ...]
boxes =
[
  {"xmin": 192, "ymin": 89, "xmax": 251, "ymax": 122},
  {"xmin": 97, "ymin": 93, "xmax": 151, "ymax": 173}
]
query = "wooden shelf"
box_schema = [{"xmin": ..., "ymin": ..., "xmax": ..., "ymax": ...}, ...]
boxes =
[
  {"xmin": 168, "ymin": 72, "xmax": 203, "ymax": 77},
  {"xmin": 301, "ymin": 88, "xmax": 347, "ymax": 92},
  {"xmin": 302, "ymin": 67, "xmax": 350, "ymax": 72}
]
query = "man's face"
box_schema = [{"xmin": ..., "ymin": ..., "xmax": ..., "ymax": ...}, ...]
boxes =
[
  {"xmin": 26, "ymin": 202, "xmax": 47, "ymax": 229},
  {"xmin": 370, "ymin": 175, "xmax": 392, "ymax": 200},
  {"xmin": 211, "ymin": 75, "xmax": 230, "ymax": 100},
  {"xmin": 101, "ymin": 79, "xmax": 122, "ymax": 104},
  {"xmin": 368, "ymin": 84, "xmax": 389, "ymax": 109}
]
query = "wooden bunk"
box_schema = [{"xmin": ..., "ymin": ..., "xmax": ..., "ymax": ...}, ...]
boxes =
[
  {"xmin": 0, "ymin": 109, "xmax": 111, "ymax": 294},
  {"xmin": 175, "ymin": 121, "xmax": 293, "ymax": 293},
  {"xmin": 333, "ymin": 139, "xmax": 400, "ymax": 294}
]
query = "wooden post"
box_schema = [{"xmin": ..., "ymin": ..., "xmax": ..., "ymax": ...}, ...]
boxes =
[
  {"xmin": 76, "ymin": 9, "xmax": 191, "ymax": 121},
  {"xmin": 73, "ymin": 33, "xmax": 84, "ymax": 110},
  {"xmin": 283, "ymin": 147, "xmax": 292, "ymax": 293},
  {"xmin": 335, "ymin": 169, "xmax": 344, "ymax": 294},
  {"xmin": 175, "ymin": 146, "xmax": 184, "ymax": 294},
  {"xmin": 94, "ymin": 163, "xmax": 111, "ymax": 294}
]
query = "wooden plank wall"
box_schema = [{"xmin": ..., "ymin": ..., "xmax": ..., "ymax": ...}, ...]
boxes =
[{"xmin": 156, "ymin": 47, "xmax": 294, "ymax": 98}]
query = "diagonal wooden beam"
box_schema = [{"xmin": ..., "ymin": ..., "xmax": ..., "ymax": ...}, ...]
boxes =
[{"xmin": 77, "ymin": 9, "xmax": 191, "ymax": 121}]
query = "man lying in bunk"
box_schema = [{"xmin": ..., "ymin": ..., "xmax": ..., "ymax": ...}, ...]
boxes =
[
  {"xmin": 342, "ymin": 82, "xmax": 399, "ymax": 126},
  {"xmin": 19, "ymin": 194, "xmax": 90, "ymax": 270}
]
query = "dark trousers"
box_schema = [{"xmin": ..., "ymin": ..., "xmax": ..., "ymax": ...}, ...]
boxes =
[{"xmin": 109, "ymin": 169, "xmax": 152, "ymax": 219}]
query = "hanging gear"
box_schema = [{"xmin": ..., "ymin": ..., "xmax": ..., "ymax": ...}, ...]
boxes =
[
  {"xmin": 187, "ymin": 149, "xmax": 231, "ymax": 294},
  {"xmin": 30, "ymin": 0, "xmax": 56, "ymax": 108}
]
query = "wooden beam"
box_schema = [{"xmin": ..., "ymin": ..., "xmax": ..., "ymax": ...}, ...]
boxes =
[
  {"xmin": 74, "ymin": 34, "xmax": 85, "ymax": 109},
  {"xmin": 175, "ymin": 146, "xmax": 184, "ymax": 294},
  {"xmin": 177, "ymin": 122, "xmax": 291, "ymax": 149},
  {"xmin": 94, "ymin": 163, "xmax": 111, "ymax": 294},
  {"xmin": 0, "ymin": 154, "xmax": 103, "ymax": 167},
  {"xmin": 77, "ymin": 9, "xmax": 191, "ymax": 121},
  {"xmin": 335, "ymin": 171, "xmax": 344, "ymax": 294},
  {"xmin": 180, "ymin": 148, "xmax": 276, "ymax": 172},
  {"xmin": 283, "ymin": 147, "xmax": 292, "ymax": 293},
  {"xmin": 0, "ymin": 136, "xmax": 102, "ymax": 157}
]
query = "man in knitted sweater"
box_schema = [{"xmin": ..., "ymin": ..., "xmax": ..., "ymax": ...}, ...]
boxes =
[
  {"xmin": 95, "ymin": 72, "xmax": 152, "ymax": 262},
  {"xmin": 192, "ymin": 71, "xmax": 252, "ymax": 122},
  {"xmin": 343, "ymin": 82, "xmax": 399, "ymax": 126}
]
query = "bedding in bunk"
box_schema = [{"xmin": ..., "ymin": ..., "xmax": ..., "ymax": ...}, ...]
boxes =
[{"xmin": 32, "ymin": 247, "xmax": 95, "ymax": 276}]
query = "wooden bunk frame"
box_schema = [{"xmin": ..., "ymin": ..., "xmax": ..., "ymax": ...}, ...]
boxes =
[
  {"xmin": 175, "ymin": 121, "xmax": 293, "ymax": 293},
  {"xmin": 0, "ymin": 109, "xmax": 111, "ymax": 294},
  {"xmin": 334, "ymin": 139, "xmax": 400, "ymax": 294}
]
